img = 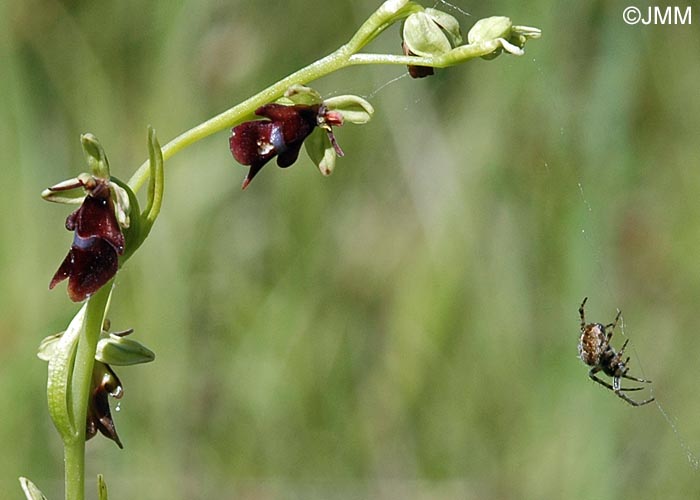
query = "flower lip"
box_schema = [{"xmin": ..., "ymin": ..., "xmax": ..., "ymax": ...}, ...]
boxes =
[
  {"xmin": 230, "ymin": 103, "xmax": 327, "ymax": 189},
  {"xmin": 49, "ymin": 176, "xmax": 126, "ymax": 302}
]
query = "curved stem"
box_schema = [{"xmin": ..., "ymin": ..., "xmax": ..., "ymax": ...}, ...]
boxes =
[
  {"xmin": 63, "ymin": 284, "xmax": 112, "ymax": 500},
  {"xmin": 126, "ymin": 1, "xmax": 419, "ymax": 193}
]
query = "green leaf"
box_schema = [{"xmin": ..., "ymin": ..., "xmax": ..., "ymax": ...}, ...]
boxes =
[
  {"xmin": 19, "ymin": 477, "xmax": 48, "ymax": 500},
  {"xmin": 97, "ymin": 474, "xmax": 109, "ymax": 500},
  {"xmin": 47, "ymin": 305, "xmax": 88, "ymax": 442}
]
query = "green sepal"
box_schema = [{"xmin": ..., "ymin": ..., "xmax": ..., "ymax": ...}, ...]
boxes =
[
  {"xmin": 305, "ymin": 128, "xmax": 337, "ymax": 176},
  {"xmin": 424, "ymin": 8, "xmax": 462, "ymax": 47},
  {"xmin": 96, "ymin": 334, "xmax": 155, "ymax": 366},
  {"xmin": 19, "ymin": 477, "xmax": 48, "ymax": 500},
  {"xmin": 97, "ymin": 474, "xmax": 109, "ymax": 500},
  {"xmin": 47, "ymin": 304, "xmax": 88, "ymax": 441},
  {"xmin": 323, "ymin": 95, "xmax": 374, "ymax": 125},
  {"xmin": 277, "ymin": 85, "xmax": 323, "ymax": 106},
  {"xmin": 403, "ymin": 11, "xmax": 452, "ymax": 57},
  {"xmin": 37, "ymin": 332, "xmax": 64, "ymax": 362},
  {"xmin": 81, "ymin": 133, "xmax": 111, "ymax": 179}
]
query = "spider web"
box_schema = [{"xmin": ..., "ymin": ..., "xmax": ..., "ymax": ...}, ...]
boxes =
[
  {"xmin": 350, "ymin": 0, "xmax": 700, "ymax": 476},
  {"xmin": 577, "ymin": 181, "xmax": 700, "ymax": 471}
]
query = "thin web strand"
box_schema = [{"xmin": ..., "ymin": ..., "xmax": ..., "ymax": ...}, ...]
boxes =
[
  {"xmin": 618, "ymin": 314, "xmax": 700, "ymax": 471},
  {"xmin": 578, "ymin": 180, "xmax": 699, "ymax": 472},
  {"xmin": 432, "ymin": 0, "xmax": 471, "ymax": 17}
]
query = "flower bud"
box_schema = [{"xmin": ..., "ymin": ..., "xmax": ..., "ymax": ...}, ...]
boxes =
[
  {"xmin": 322, "ymin": 95, "xmax": 374, "ymax": 125},
  {"xmin": 402, "ymin": 8, "xmax": 462, "ymax": 77},
  {"xmin": 96, "ymin": 333, "xmax": 155, "ymax": 366},
  {"xmin": 403, "ymin": 11, "xmax": 452, "ymax": 57},
  {"xmin": 467, "ymin": 17, "xmax": 541, "ymax": 60},
  {"xmin": 467, "ymin": 16, "xmax": 513, "ymax": 44},
  {"xmin": 424, "ymin": 8, "xmax": 462, "ymax": 47}
]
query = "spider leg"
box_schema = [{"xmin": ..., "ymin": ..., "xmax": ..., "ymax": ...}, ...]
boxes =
[
  {"xmin": 605, "ymin": 310, "xmax": 622, "ymax": 339},
  {"xmin": 618, "ymin": 339, "xmax": 630, "ymax": 355},
  {"xmin": 614, "ymin": 389, "xmax": 655, "ymax": 407},
  {"xmin": 592, "ymin": 374, "xmax": 653, "ymax": 405},
  {"xmin": 579, "ymin": 297, "xmax": 588, "ymax": 330},
  {"xmin": 622, "ymin": 373, "xmax": 652, "ymax": 384},
  {"xmin": 588, "ymin": 371, "xmax": 644, "ymax": 392}
]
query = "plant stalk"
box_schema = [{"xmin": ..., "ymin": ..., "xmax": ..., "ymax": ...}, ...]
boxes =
[{"xmin": 63, "ymin": 284, "xmax": 112, "ymax": 500}]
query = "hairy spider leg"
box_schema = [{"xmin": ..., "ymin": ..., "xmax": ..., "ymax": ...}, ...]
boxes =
[
  {"xmin": 588, "ymin": 368, "xmax": 654, "ymax": 407},
  {"xmin": 588, "ymin": 368, "xmax": 644, "ymax": 392},
  {"xmin": 604, "ymin": 310, "xmax": 622, "ymax": 339},
  {"xmin": 614, "ymin": 388, "xmax": 655, "ymax": 407},
  {"xmin": 579, "ymin": 297, "xmax": 588, "ymax": 330}
]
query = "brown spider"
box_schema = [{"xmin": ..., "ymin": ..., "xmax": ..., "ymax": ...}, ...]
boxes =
[{"xmin": 578, "ymin": 297, "xmax": 654, "ymax": 407}]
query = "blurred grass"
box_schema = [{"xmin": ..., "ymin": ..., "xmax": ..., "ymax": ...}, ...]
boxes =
[{"xmin": 2, "ymin": 0, "xmax": 700, "ymax": 498}]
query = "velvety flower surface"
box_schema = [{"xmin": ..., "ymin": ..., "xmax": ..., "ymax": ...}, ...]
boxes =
[
  {"xmin": 49, "ymin": 179, "xmax": 125, "ymax": 302},
  {"xmin": 230, "ymin": 103, "xmax": 324, "ymax": 189},
  {"xmin": 86, "ymin": 362, "xmax": 124, "ymax": 448}
]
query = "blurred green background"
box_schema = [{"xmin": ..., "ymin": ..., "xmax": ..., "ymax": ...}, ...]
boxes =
[{"xmin": 2, "ymin": 0, "xmax": 700, "ymax": 498}]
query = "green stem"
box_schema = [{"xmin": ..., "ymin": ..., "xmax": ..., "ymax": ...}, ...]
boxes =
[{"xmin": 63, "ymin": 284, "xmax": 112, "ymax": 500}]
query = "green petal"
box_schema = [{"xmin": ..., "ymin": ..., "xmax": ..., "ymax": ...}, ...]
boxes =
[{"xmin": 305, "ymin": 128, "xmax": 337, "ymax": 176}]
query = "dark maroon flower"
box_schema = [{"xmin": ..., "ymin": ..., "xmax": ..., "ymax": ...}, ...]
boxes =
[
  {"xmin": 402, "ymin": 41, "xmax": 434, "ymax": 79},
  {"xmin": 86, "ymin": 361, "xmax": 124, "ymax": 448},
  {"xmin": 49, "ymin": 178, "xmax": 125, "ymax": 302},
  {"xmin": 230, "ymin": 103, "xmax": 342, "ymax": 189}
]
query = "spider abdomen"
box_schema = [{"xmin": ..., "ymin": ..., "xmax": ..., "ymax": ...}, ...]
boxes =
[{"xmin": 578, "ymin": 323, "xmax": 607, "ymax": 366}]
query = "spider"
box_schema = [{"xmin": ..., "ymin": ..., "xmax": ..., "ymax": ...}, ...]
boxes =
[{"xmin": 578, "ymin": 297, "xmax": 654, "ymax": 407}]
